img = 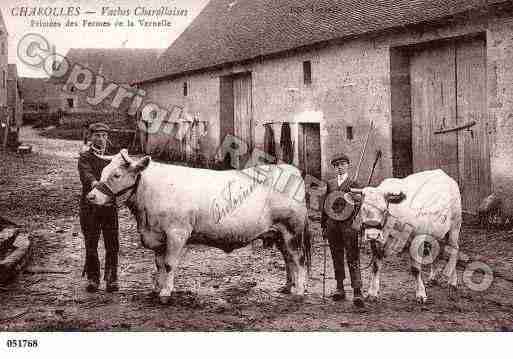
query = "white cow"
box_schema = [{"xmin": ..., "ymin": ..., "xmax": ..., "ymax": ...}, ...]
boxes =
[
  {"xmin": 87, "ymin": 150, "xmax": 311, "ymax": 303},
  {"xmin": 345, "ymin": 169, "xmax": 462, "ymax": 304}
]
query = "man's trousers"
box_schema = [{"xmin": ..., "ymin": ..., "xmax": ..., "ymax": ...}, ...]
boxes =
[
  {"xmin": 325, "ymin": 218, "xmax": 362, "ymax": 291},
  {"xmin": 79, "ymin": 201, "xmax": 119, "ymax": 284}
]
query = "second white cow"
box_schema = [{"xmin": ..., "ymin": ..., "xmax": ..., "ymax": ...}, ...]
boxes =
[{"xmin": 345, "ymin": 169, "xmax": 462, "ymax": 304}]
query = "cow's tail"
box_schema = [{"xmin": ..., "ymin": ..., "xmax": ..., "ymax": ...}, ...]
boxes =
[{"xmin": 302, "ymin": 216, "xmax": 312, "ymax": 275}]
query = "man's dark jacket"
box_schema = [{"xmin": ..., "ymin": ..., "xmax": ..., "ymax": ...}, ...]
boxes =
[{"xmin": 78, "ymin": 149, "xmax": 111, "ymax": 201}]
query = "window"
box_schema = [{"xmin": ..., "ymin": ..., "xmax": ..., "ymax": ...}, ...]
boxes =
[
  {"xmin": 346, "ymin": 126, "xmax": 353, "ymax": 140},
  {"xmin": 183, "ymin": 81, "xmax": 188, "ymax": 96},
  {"xmin": 67, "ymin": 98, "xmax": 74, "ymax": 108},
  {"xmin": 303, "ymin": 60, "xmax": 312, "ymax": 85},
  {"xmin": 1, "ymin": 42, "xmax": 5, "ymax": 55},
  {"xmin": 2, "ymin": 70, "xmax": 5, "ymax": 88}
]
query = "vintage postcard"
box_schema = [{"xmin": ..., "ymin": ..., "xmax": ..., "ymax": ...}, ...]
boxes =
[{"xmin": 0, "ymin": 0, "xmax": 511, "ymax": 355}]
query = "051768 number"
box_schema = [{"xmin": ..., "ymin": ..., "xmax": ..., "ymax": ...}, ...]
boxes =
[{"xmin": 6, "ymin": 339, "xmax": 38, "ymax": 348}]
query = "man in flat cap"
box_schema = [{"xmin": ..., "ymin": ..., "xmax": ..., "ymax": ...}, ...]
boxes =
[
  {"xmin": 321, "ymin": 153, "xmax": 364, "ymax": 307},
  {"xmin": 78, "ymin": 122, "xmax": 119, "ymax": 293}
]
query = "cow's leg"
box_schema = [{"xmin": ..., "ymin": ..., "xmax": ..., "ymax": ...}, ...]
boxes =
[
  {"xmin": 426, "ymin": 241, "xmax": 440, "ymax": 285},
  {"xmin": 159, "ymin": 228, "xmax": 188, "ymax": 304},
  {"xmin": 427, "ymin": 262, "xmax": 440, "ymax": 285},
  {"xmin": 367, "ymin": 241, "xmax": 383, "ymax": 301},
  {"xmin": 152, "ymin": 249, "xmax": 166, "ymax": 294},
  {"xmin": 410, "ymin": 236, "xmax": 428, "ymax": 304},
  {"xmin": 275, "ymin": 227, "xmax": 306, "ymax": 296},
  {"xmin": 412, "ymin": 260, "xmax": 427, "ymax": 304},
  {"xmin": 410, "ymin": 235, "xmax": 429, "ymax": 303},
  {"xmin": 139, "ymin": 229, "xmax": 166, "ymax": 294},
  {"xmin": 280, "ymin": 253, "xmax": 293, "ymax": 294},
  {"xmin": 445, "ymin": 221, "xmax": 461, "ymax": 300}
]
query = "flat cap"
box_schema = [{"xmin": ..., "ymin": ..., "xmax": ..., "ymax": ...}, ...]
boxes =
[
  {"xmin": 88, "ymin": 122, "xmax": 110, "ymax": 133},
  {"xmin": 331, "ymin": 152, "xmax": 350, "ymax": 166}
]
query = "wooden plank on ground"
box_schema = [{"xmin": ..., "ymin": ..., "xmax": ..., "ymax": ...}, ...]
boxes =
[
  {"xmin": 0, "ymin": 227, "xmax": 19, "ymax": 254},
  {"xmin": 0, "ymin": 233, "xmax": 32, "ymax": 285}
]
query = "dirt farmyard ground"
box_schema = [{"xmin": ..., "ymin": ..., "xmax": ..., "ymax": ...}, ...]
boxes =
[{"xmin": 0, "ymin": 127, "xmax": 512, "ymax": 331}]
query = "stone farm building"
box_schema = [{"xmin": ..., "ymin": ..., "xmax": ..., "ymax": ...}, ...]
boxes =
[
  {"xmin": 135, "ymin": 0, "xmax": 513, "ymax": 216},
  {"xmin": 19, "ymin": 77, "xmax": 57, "ymax": 122},
  {"xmin": 0, "ymin": 9, "xmax": 9, "ymax": 148},
  {"xmin": 50, "ymin": 48, "xmax": 162, "ymax": 127}
]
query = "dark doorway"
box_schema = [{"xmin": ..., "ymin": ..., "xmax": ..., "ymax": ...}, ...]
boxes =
[{"xmin": 299, "ymin": 123, "xmax": 321, "ymax": 180}]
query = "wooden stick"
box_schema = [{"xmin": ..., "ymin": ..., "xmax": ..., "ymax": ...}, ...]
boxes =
[
  {"xmin": 367, "ymin": 150, "xmax": 382, "ymax": 186},
  {"xmin": 322, "ymin": 230, "xmax": 327, "ymax": 301},
  {"xmin": 353, "ymin": 120, "xmax": 374, "ymax": 182}
]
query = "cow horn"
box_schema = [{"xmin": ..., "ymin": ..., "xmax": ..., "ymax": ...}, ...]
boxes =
[
  {"xmin": 120, "ymin": 149, "xmax": 131, "ymax": 164},
  {"xmin": 95, "ymin": 154, "xmax": 116, "ymax": 162},
  {"xmin": 349, "ymin": 188, "xmax": 363, "ymax": 194}
]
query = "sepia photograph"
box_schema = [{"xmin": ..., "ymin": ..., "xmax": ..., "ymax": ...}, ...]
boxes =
[{"xmin": 0, "ymin": 0, "xmax": 512, "ymax": 355}]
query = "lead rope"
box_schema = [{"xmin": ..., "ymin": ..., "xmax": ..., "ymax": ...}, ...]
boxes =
[{"xmin": 322, "ymin": 228, "xmax": 327, "ymax": 301}]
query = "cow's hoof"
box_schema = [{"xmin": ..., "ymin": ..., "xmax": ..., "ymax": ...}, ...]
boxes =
[
  {"xmin": 416, "ymin": 296, "xmax": 427, "ymax": 304},
  {"xmin": 290, "ymin": 294, "xmax": 305, "ymax": 303},
  {"xmin": 289, "ymin": 285, "xmax": 306, "ymax": 296},
  {"xmin": 448, "ymin": 286, "xmax": 458, "ymax": 301},
  {"xmin": 278, "ymin": 285, "xmax": 292, "ymax": 294},
  {"xmin": 366, "ymin": 294, "xmax": 379, "ymax": 302},
  {"xmin": 426, "ymin": 278, "xmax": 438, "ymax": 286},
  {"xmin": 159, "ymin": 295, "xmax": 171, "ymax": 305},
  {"xmin": 152, "ymin": 284, "xmax": 161, "ymax": 294}
]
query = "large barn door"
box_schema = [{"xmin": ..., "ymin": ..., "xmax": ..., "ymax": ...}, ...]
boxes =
[
  {"xmin": 456, "ymin": 37, "xmax": 490, "ymax": 212},
  {"xmin": 410, "ymin": 42, "xmax": 459, "ymax": 182},
  {"xmin": 410, "ymin": 37, "xmax": 489, "ymax": 213},
  {"xmin": 233, "ymin": 73, "xmax": 253, "ymax": 150}
]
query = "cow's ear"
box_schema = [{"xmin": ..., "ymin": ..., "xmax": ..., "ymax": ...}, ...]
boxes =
[
  {"xmin": 385, "ymin": 192, "xmax": 406, "ymax": 204},
  {"xmin": 344, "ymin": 192, "xmax": 362, "ymax": 206},
  {"xmin": 132, "ymin": 156, "xmax": 151, "ymax": 173}
]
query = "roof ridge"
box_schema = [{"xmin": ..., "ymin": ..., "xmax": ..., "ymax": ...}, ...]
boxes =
[{"xmin": 141, "ymin": 0, "xmax": 508, "ymax": 83}]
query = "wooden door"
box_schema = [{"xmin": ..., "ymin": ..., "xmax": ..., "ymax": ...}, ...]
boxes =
[
  {"xmin": 456, "ymin": 37, "xmax": 490, "ymax": 212},
  {"xmin": 410, "ymin": 41, "xmax": 459, "ymax": 182},
  {"xmin": 233, "ymin": 73, "xmax": 253, "ymax": 150},
  {"xmin": 409, "ymin": 37, "xmax": 490, "ymax": 213}
]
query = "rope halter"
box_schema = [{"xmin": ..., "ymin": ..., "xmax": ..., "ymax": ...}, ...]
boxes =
[{"xmin": 95, "ymin": 175, "xmax": 141, "ymax": 204}]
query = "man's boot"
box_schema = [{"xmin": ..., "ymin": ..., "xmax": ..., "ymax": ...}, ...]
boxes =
[
  {"xmin": 106, "ymin": 281, "xmax": 119, "ymax": 293},
  {"xmin": 105, "ymin": 268, "xmax": 119, "ymax": 293},
  {"xmin": 332, "ymin": 287, "xmax": 347, "ymax": 302},
  {"xmin": 86, "ymin": 279, "xmax": 99, "ymax": 293},
  {"xmin": 353, "ymin": 288, "xmax": 365, "ymax": 308}
]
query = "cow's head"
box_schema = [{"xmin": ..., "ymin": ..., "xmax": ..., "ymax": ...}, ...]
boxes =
[
  {"xmin": 87, "ymin": 149, "xmax": 151, "ymax": 206},
  {"xmin": 344, "ymin": 186, "xmax": 406, "ymax": 244}
]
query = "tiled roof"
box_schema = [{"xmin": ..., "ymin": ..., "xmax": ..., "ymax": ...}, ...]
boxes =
[
  {"xmin": 144, "ymin": 0, "xmax": 506, "ymax": 82},
  {"xmin": 51, "ymin": 48, "xmax": 164, "ymax": 84}
]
